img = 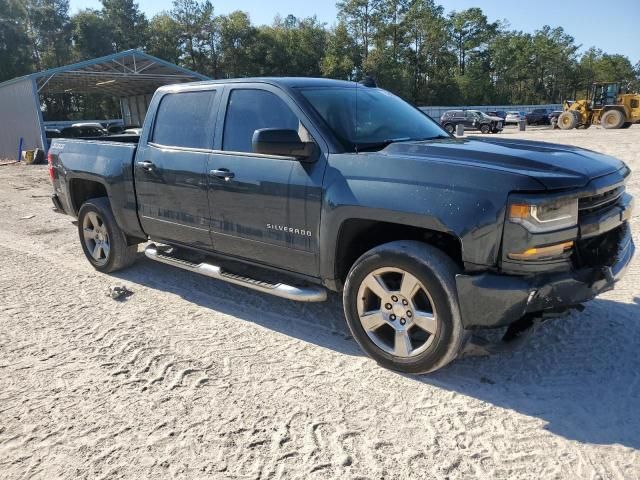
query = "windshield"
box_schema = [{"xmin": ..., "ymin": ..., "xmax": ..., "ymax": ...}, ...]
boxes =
[{"xmin": 298, "ymin": 86, "xmax": 448, "ymax": 152}]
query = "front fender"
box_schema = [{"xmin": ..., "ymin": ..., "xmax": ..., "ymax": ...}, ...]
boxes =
[{"xmin": 319, "ymin": 153, "xmax": 545, "ymax": 282}]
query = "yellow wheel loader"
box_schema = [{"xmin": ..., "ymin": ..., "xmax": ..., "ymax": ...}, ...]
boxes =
[{"xmin": 558, "ymin": 82, "xmax": 640, "ymax": 130}]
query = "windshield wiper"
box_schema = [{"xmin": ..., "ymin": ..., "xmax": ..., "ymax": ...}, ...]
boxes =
[
  {"xmin": 412, "ymin": 135, "xmax": 451, "ymax": 141},
  {"xmin": 355, "ymin": 137, "xmax": 411, "ymax": 152}
]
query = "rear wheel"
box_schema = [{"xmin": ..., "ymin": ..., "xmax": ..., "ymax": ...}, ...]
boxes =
[
  {"xmin": 558, "ymin": 112, "xmax": 577, "ymax": 130},
  {"xmin": 443, "ymin": 123, "xmax": 455, "ymax": 134},
  {"xmin": 343, "ymin": 241, "xmax": 467, "ymax": 374},
  {"xmin": 78, "ymin": 197, "xmax": 138, "ymax": 273},
  {"xmin": 480, "ymin": 124, "xmax": 490, "ymax": 134},
  {"xmin": 601, "ymin": 110, "xmax": 625, "ymax": 129}
]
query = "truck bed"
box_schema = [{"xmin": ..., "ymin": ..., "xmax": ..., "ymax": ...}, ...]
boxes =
[{"xmin": 49, "ymin": 138, "xmax": 144, "ymax": 239}]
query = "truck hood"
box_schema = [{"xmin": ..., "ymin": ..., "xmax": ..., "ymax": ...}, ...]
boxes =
[{"xmin": 383, "ymin": 137, "xmax": 625, "ymax": 189}]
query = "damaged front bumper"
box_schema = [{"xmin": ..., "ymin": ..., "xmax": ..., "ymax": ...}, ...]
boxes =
[{"xmin": 456, "ymin": 223, "xmax": 634, "ymax": 329}]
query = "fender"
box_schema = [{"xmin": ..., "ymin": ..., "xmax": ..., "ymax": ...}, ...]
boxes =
[{"xmin": 319, "ymin": 152, "xmax": 546, "ymax": 282}]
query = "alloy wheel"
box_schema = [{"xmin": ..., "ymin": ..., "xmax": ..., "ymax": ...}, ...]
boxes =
[
  {"xmin": 82, "ymin": 211, "xmax": 110, "ymax": 265},
  {"xmin": 356, "ymin": 267, "xmax": 438, "ymax": 358}
]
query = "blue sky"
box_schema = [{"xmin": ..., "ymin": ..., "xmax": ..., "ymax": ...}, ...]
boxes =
[{"xmin": 69, "ymin": 0, "xmax": 640, "ymax": 64}]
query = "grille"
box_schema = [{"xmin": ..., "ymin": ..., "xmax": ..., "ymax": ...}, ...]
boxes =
[{"xmin": 578, "ymin": 185, "xmax": 624, "ymax": 217}]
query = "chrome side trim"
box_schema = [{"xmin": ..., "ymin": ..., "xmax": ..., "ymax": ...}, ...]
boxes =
[{"xmin": 144, "ymin": 244, "xmax": 327, "ymax": 302}]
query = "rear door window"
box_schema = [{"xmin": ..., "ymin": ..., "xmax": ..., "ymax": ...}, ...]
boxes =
[
  {"xmin": 222, "ymin": 89, "xmax": 299, "ymax": 153},
  {"xmin": 152, "ymin": 90, "xmax": 217, "ymax": 149}
]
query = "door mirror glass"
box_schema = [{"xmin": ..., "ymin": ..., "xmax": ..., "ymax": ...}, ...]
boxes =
[{"xmin": 252, "ymin": 129, "xmax": 316, "ymax": 160}]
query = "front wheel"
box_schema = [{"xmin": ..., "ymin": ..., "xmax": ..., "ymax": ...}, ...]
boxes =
[
  {"xmin": 78, "ymin": 197, "xmax": 138, "ymax": 273},
  {"xmin": 343, "ymin": 241, "xmax": 468, "ymax": 374},
  {"xmin": 443, "ymin": 123, "xmax": 455, "ymax": 134}
]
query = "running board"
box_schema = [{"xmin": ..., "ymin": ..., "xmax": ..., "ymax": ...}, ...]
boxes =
[{"xmin": 144, "ymin": 244, "xmax": 327, "ymax": 302}]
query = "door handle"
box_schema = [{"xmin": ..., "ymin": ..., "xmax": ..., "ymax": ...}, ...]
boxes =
[
  {"xmin": 137, "ymin": 160, "xmax": 154, "ymax": 171},
  {"xmin": 210, "ymin": 168, "xmax": 235, "ymax": 181}
]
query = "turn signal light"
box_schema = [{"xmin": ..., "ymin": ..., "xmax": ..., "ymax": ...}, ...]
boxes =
[
  {"xmin": 508, "ymin": 241, "xmax": 574, "ymax": 261},
  {"xmin": 509, "ymin": 204, "xmax": 530, "ymax": 219}
]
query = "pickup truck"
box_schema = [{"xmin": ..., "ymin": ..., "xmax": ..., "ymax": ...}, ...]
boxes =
[{"xmin": 48, "ymin": 77, "xmax": 635, "ymax": 373}]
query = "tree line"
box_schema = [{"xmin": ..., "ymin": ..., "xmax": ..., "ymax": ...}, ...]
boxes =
[{"xmin": 1, "ymin": 0, "xmax": 639, "ymax": 117}]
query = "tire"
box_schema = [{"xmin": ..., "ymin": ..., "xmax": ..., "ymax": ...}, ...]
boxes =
[
  {"xmin": 343, "ymin": 240, "xmax": 468, "ymax": 374},
  {"xmin": 558, "ymin": 111, "xmax": 577, "ymax": 130},
  {"xmin": 480, "ymin": 124, "xmax": 490, "ymax": 134},
  {"xmin": 601, "ymin": 109, "xmax": 625, "ymax": 129},
  {"xmin": 77, "ymin": 197, "xmax": 138, "ymax": 273},
  {"xmin": 443, "ymin": 123, "xmax": 455, "ymax": 134},
  {"xmin": 621, "ymin": 122, "xmax": 632, "ymax": 129}
]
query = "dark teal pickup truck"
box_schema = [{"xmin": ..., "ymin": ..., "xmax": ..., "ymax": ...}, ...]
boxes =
[{"xmin": 49, "ymin": 78, "xmax": 634, "ymax": 373}]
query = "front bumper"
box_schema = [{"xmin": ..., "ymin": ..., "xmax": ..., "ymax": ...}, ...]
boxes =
[{"xmin": 456, "ymin": 223, "xmax": 634, "ymax": 329}]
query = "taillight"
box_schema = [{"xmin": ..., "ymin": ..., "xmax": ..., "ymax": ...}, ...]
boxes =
[{"xmin": 47, "ymin": 152, "xmax": 54, "ymax": 182}]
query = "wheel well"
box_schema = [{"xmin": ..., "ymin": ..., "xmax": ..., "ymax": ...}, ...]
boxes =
[
  {"xmin": 69, "ymin": 179, "xmax": 108, "ymax": 215},
  {"xmin": 334, "ymin": 219, "xmax": 463, "ymax": 284}
]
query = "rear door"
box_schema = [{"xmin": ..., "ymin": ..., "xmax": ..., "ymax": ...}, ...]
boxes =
[
  {"xmin": 206, "ymin": 84, "xmax": 327, "ymax": 276},
  {"xmin": 134, "ymin": 88, "xmax": 220, "ymax": 248},
  {"xmin": 464, "ymin": 111, "xmax": 477, "ymax": 130}
]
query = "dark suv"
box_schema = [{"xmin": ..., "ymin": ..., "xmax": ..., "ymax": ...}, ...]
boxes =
[
  {"xmin": 525, "ymin": 109, "xmax": 551, "ymax": 125},
  {"xmin": 440, "ymin": 109, "xmax": 503, "ymax": 134}
]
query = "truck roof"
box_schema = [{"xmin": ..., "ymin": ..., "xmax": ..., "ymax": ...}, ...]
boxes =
[{"xmin": 157, "ymin": 77, "xmax": 358, "ymax": 93}]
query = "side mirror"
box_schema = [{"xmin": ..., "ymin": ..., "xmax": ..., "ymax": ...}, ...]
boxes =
[{"xmin": 252, "ymin": 129, "xmax": 316, "ymax": 160}]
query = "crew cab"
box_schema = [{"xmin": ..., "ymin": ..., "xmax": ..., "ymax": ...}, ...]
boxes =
[{"xmin": 48, "ymin": 78, "xmax": 634, "ymax": 373}]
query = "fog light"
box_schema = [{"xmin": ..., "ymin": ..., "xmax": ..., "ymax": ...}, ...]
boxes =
[{"xmin": 508, "ymin": 241, "xmax": 574, "ymax": 261}]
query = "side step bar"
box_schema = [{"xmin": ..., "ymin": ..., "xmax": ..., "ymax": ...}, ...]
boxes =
[{"xmin": 144, "ymin": 244, "xmax": 327, "ymax": 302}]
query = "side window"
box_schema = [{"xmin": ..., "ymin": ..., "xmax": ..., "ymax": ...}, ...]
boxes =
[
  {"xmin": 152, "ymin": 90, "xmax": 216, "ymax": 149},
  {"xmin": 223, "ymin": 89, "xmax": 299, "ymax": 153}
]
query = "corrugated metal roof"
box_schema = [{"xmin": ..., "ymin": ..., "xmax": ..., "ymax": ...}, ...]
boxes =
[{"xmin": 0, "ymin": 50, "xmax": 209, "ymax": 96}]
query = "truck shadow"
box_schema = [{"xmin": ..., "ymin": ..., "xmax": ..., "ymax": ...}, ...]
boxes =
[
  {"xmin": 420, "ymin": 297, "xmax": 640, "ymax": 449},
  {"xmin": 114, "ymin": 255, "xmax": 640, "ymax": 449}
]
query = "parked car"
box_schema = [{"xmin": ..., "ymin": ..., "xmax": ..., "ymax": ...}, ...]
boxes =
[
  {"xmin": 526, "ymin": 109, "xmax": 551, "ymax": 125},
  {"xmin": 440, "ymin": 109, "xmax": 503, "ymax": 134},
  {"xmin": 107, "ymin": 125, "xmax": 126, "ymax": 135},
  {"xmin": 60, "ymin": 125, "xmax": 108, "ymax": 138},
  {"xmin": 71, "ymin": 122, "xmax": 108, "ymax": 130},
  {"xmin": 45, "ymin": 127, "xmax": 61, "ymax": 139},
  {"xmin": 48, "ymin": 77, "xmax": 634, "ymax": 374},
  {"xmin": 504, "ymin": 111, "xmax": 522, "ymax": 124},
  {"xmin": 549, "ymin": 110, "xmax": 564, "ymax": 127},
  {"xmin": 486, "ymin": 110, "xmax": 506, "ymax": 120}
]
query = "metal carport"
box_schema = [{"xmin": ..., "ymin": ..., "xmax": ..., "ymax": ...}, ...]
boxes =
[{"xmin": 0, "ymin": 50, "xmax": 209, "ymax": 159}]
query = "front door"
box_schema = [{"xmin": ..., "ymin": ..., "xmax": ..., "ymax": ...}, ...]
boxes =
[
  {"xmin": 207, "ymin": 85, "xmax": 326, "ymax": 276},
  {"xmin": 134, "ymin": 88, "xmax": 219, "ymax": 248}
]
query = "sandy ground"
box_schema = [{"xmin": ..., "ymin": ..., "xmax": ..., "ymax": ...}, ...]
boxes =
[{"xmin": 1, "ymin": 125, "xmax": 639, "ymax": 480}]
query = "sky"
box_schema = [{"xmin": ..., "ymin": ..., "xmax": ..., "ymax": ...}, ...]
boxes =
[{"xmin": 69, "ymin": 0, "xmax": 640, "ymax": 64}]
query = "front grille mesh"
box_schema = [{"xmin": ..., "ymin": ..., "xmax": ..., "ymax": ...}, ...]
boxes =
[{"xmin": 578, "ymin": 186, "xmax": 624, "ymax": 217}]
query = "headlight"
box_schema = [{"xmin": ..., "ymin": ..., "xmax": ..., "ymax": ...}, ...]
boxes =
[{"xmin": 508, "ymin": 197, "xmax": 578, "ymax": 232}]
